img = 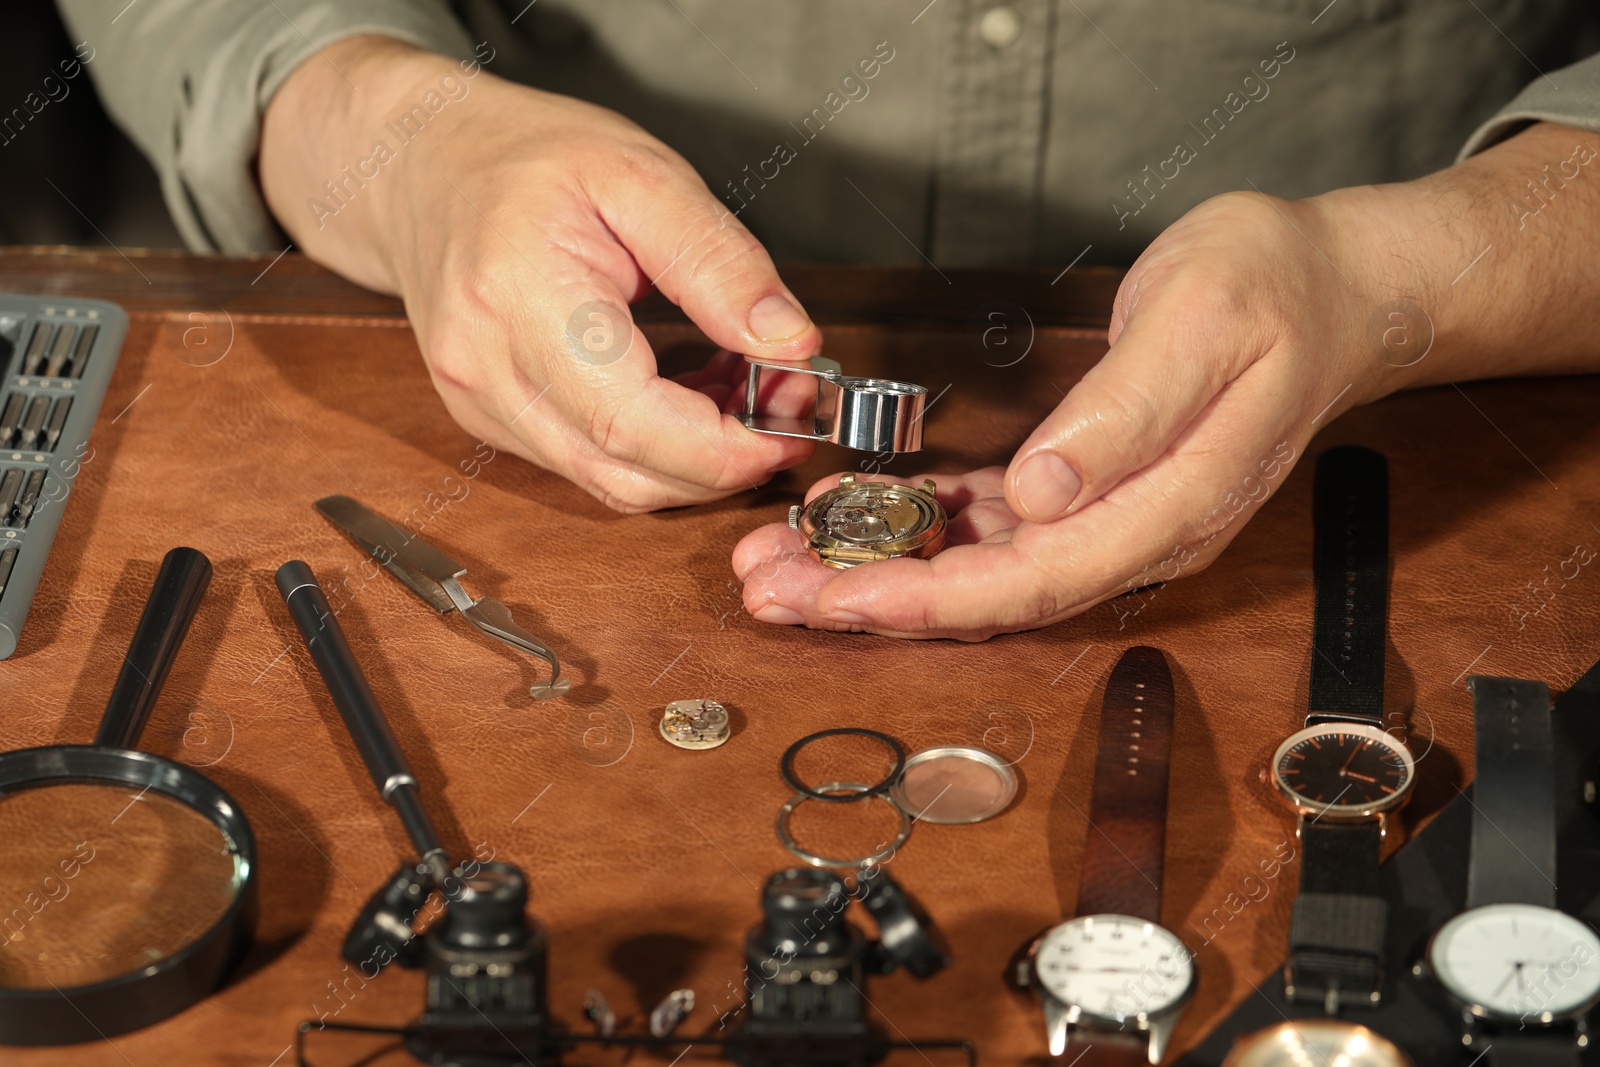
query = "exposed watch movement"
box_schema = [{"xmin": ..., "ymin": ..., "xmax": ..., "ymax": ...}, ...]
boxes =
[{"xmin": 789, "ymin": 473, "xmax": 947, "ymax": 569}]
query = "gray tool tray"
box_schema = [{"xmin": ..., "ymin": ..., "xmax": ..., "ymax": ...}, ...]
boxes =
[{"xmin": 0, "ymin": 294, "xmax": 127, "ymax": 659}]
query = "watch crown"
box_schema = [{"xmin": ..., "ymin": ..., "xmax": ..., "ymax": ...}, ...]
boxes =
[
  {"xmin": 921, "ymin": 479, "xmax": 936, "ymax": 496},
  {"xmin": 787, "ymin": 505, "xmax": 802, "ymax": 530}
]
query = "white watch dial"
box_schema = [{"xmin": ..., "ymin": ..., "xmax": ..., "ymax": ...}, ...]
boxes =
[
  {"xmin": 1429, "ymin": 903, "xmax": 1600, "ymax": 1021},
  {"xmin": 1034, "ymin": 915, "xmax": 1194, "ymax": 1023}
]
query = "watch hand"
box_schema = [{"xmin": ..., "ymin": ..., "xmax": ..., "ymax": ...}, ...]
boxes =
[
  {"xmin": 1343, "ymin": 771, "xmax": 1377, "ymax": 783},
  {"xmin": 1491, "ymin": 963, "xmax": 1522, "ymax": 1000},
  {"xmin": 1339, "ymin": 743, "xmax": 1362, "ymax": 776},
  {"xmin": 1062, "ymin": 967, "xmax": 1157, "ymax": 974}
]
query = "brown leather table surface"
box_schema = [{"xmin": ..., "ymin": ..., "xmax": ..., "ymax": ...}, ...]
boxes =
[{"xmin": 3, "ymin": 248, "xmax": 1600, "ymax": 1066}]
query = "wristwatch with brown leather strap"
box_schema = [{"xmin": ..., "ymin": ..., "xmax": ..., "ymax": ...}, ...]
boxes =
[{"xmin": 1020, "ymin": 646, "xmax": 1196, "ymax": 1064}]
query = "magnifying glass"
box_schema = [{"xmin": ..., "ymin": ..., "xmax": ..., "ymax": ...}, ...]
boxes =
[
  {"xmin": 0, "ymin": 547, "xmax": 257, "ymax": 1046},
  {"xmin": 739, "ymin": 354, "xmax": 929, "ymax": 453}
]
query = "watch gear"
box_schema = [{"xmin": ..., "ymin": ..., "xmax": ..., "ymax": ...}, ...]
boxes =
[
  {"xmin": 659, "ymin": 699, "xmax": 731, "ymax": 751},
  {"xmin": 788, "ymin": 473, "xmax": 947, "ymax": 569}
]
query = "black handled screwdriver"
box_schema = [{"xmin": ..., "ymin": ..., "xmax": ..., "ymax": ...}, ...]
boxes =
[{"xmin": 275, "ymin": 559, "xmax": 451, "ymax": 885}]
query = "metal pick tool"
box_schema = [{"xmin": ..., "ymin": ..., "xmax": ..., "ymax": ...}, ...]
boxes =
[
  {"xmin": 659, "ymin": 699, "xmax": 731, "ymax": 750},
  {"xmin": 315, "ymin": 495, "xmax": 571, "ymax": 699},
  {"xmin": 739, "ymin": 354, "xmax": 929, "ymax": 453}
]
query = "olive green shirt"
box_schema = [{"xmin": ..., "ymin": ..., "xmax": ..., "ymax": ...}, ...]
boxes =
[{"xmin": 56, "ymin": 0, "xmax": 1600, "ymax": 267}]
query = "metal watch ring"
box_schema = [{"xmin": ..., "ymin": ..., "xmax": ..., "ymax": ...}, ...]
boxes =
[
  {"xmin": 780, "ymin": 727, "xmax": 907, "ymax": 803},
  {"xmin": 775, "ymin": 781, "xmax": 914, "ymax": 870}
]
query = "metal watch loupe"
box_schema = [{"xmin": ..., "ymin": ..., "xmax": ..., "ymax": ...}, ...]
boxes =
[{"xmin": 739, "ymin": 354, "xmax": 928, "ymax": 453}]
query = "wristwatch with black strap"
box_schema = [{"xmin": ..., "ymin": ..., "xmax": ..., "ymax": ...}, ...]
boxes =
[
  {"xmin": 1423, "ymin": 676, "xmax": 1600, "ymax": 1065},
  {"xmin": 1021, "ymin": 646, "xmax": 1195, "ymax": 1064},
  {"xmin": 1270, "ymin": 446, "xmax": 1416, "ymax": 1013}
]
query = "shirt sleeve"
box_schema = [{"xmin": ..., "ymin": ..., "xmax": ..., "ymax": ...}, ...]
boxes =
[
  {"xmin": 55, "ymin": 0, "xmax": 476, "ymax": 252},
  {"xmin": 1460, "ymin": 53, "xmax": 1600, "ymax": 159}
]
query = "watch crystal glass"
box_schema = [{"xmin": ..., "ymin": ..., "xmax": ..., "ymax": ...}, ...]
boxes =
[
  {"xmin": 1034, "ymin": 915, "xmax": 1194, "ymax": 1023},
  {"xmin": 1272, "ymin": 723, "xmax": 1413, "ymax": 817},
  {"xmin": 1429, "ymin": 903, "xmax": 1600, "ymax": 1021}
]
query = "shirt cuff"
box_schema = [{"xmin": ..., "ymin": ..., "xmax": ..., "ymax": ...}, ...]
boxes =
[
  {"xmin": 1459, "ymin": 53, "xmax": 1600, "ymax": 160},
  {"xmin": 105, "ymin": 1, "xmax": 475, "ymax": 253}
]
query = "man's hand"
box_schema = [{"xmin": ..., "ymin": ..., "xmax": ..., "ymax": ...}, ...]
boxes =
[
  {"xmin": 261, "ymin": 37, "xmax": 821, "ymax": 512},
  {"xmin": 734, "ymin": 122, "xmax": 1600, "ymax": 639}
]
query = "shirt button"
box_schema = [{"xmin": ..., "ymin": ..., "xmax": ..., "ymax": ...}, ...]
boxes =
[{"xmin": 977, "ymin": 5, "xmax": 1022, "ymax": 49}]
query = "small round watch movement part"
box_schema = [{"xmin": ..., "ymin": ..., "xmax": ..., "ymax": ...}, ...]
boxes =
[
  {"xmin": 775, "ymin": 781, "xmax": 914, "ymax": 869},
  {"xmin": 790, "ymin": 473, "xmax": 948, "ymax": 569},
  {"xmin": 781, "ymin": 727, "xmax": 907, "ymax": 803},
  {"xmin": 659, "ymin": 700, "xmax": 731, "ymax": 751}
]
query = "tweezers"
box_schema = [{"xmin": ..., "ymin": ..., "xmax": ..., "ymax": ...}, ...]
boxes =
[{"xmin": 315, "ymin": 495, "xmax": 571, "ymax": 699}]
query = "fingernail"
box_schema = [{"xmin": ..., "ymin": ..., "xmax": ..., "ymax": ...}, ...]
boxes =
[
  {"xmin": 748, "ymin": 294, "xmax": 811, "ymax": 341},
  {"xmin": 822, "ymin": 610, "xmax": 871, "ymax": 627},
  {"xmin": 753, "ymin": 604, "xmax": 804, "ymax": 624},
  {"xmin": 1015, "ymin": 451, "xmax": 1082, "ymax": 521}
]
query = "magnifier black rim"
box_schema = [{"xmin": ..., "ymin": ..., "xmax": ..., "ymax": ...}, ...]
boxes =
[
  {"xmin": 780, "ymin": 728, "xmax": 906, "ymax": 803},
  {"xmin": 0, "ymin": 743, "xmax": 257, "ymax": 1045}
]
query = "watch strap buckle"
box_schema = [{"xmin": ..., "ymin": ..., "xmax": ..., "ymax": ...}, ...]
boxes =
[{"xmin": 1285, "ymin": 892, "xmax": 1387, "ymax": 1009}]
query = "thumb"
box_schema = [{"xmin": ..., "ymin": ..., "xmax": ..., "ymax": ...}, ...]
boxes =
[
  {"xmin": 595, "ymin": 158, "xmax": 821, "ymax": 362},
  {"xmin": 1005, "ymin": 285, "xmax": 1262, "ymax": 522}
]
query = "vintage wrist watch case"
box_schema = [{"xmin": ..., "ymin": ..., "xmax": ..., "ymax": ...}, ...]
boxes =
[
  {"xmin": 1272, "ymin": 446, "xmax": 1414, "ymax": 1013},
  {"xmin": 1021, "ymin": 646, "xmax": 1195, "ymax": 1065},
  {"xmin": 788, "ymin": 473, "xmax": 947, "ymax": 569},
  {"xmin": 1222, "ymin": 1020, "xmax": 1413, "ymax": 1067},
  {"xmin": 1420, "ymin": 676, "xmax": 1600, "ymax": 1066}
]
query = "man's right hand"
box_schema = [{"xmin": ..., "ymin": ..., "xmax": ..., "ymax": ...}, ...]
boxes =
[{"xmin": 260, "ymin": 35, "xmax": 821, "ymax": 511}]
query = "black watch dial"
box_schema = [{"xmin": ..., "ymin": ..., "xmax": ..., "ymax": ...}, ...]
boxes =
[{"xmin": 1272, "ymin": 723, "xmax": 1413, "ymax": 817}]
